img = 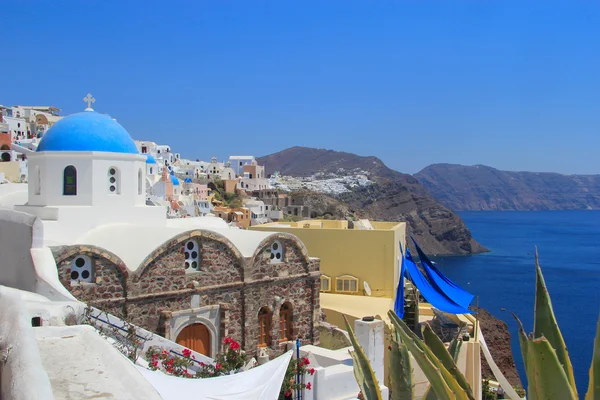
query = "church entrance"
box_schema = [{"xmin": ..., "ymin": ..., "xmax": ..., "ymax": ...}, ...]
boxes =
[{"xmin": 176, "ymin": 323, "xmax": 211, "ymax": 356}]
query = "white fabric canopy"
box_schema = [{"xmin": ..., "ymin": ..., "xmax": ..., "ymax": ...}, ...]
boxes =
[
  {"xmin": 478, "ymin": 327, "xmax": 525, "ymax": 400},
  {"xmin": 136, "ymin": 350, "xmax": 293, "ymax": 400}
]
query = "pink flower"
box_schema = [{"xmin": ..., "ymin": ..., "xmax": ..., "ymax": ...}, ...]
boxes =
[
  {"xmin": 215, "ymin": 363, "xmax": 222, "ymax": 370},
  {"xmin": 302, "ymin": 357, "xmax": 310, "ymax": 366},
  {"xmin": 182, "ymin": 349, "xmax": 192, "ymax": 358},
  {"xmin": 309, "ymin": 368, "xmax": 315, "ymax": 375},
  {"xmin": 306, "ymin": 382, "xmax": 312, "ymax": 390},
  {"xmin": 200, "ymin": 362, "xmax": 205, "ymax": 367},
  {"xmin": 162, "ymin": 350, "xmax": 168, "ymax": 355},
  {"xmin": 230, "ymin": 340, "xmax": 240, "ymax": 350}
]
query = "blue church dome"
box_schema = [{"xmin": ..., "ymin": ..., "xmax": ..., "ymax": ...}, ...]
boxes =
[
  {"xmin": 36, "ymin": 110, "xmax": 138, "ymax": 154},
  {"xmin": 145, "ymin": 154, "xmax": 157, "ymax": 164},
  {"xmin": 170, "ymin": 175, "xmax": 180, "ymax": 186}
]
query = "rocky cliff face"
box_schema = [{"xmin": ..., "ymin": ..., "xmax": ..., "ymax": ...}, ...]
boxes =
[
  {"xmin": 416, "ymin": 163, "xmax": 600, "ymax": 211},
  {"xmin": 258, "ymin": 147, "xmax": 487, "ymax": 255},
  {"xmin": 476, "ymin": 307, "xmax": 524, "ymax": 394}
]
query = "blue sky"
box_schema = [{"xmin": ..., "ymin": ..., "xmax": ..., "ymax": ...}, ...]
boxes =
[{"xmin": 3, "ymin": 1, "xmax": 600, "ymax": 174}]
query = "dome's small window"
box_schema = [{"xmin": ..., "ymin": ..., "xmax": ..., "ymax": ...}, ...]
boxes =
[
  {"xmin": 63, "ymin": 165, "xmax": 77, "ymax": 196},
  {"xmin": 70, "ymin": 255, "xmax": 93, "ymax": 284},
  {"xmin": 269, "ymin": 241, "xmax": 283, "ymax": 264},
  {"xmin": 108, "ymin": 167, "xmax": 120, "ymax": 194},
  {"xmin": 183, "ymin": 240, "xmax": 201, "ymax": 272}
]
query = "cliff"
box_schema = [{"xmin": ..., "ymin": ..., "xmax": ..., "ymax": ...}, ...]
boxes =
[
  {"xmin": 415, "ymin": 163, "xmax": 600, "ymax": 211},
  {"xmin": 476, "ymin": 307, "xmax": 524, "ymax": 394},
  {"xmin": 258, "ymin": 147, "xmax": 487, "ymax": 255}
]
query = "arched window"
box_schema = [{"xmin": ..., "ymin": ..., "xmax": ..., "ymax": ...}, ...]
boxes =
[
  {"xmin": 336, "ymin": 275, "xmax": 359, "ymax": 293},
  {"xmin": 138, "ymin": 168, "xmax": 143, "ymax": 195},
  {"xmin": 258, "ymin": 307, "xmax": 272, "ymax": 347},
  {"xmin": 320, "ymin": 275, "xmax": 331, "ymax": 292},
  {"xmin": 34, "ymin": 165, "xmax": 41, "ymax": 195},
  {"xmin": 108, "ymin": 167, "xmax": 120, "ymax": 194},
  {"xmin": 63, "ymin": 165, "xmax": 77, "ymax": 196},
  {"xmin": 280, "ymin": 303, "xmax": 293, "ymax": 341}
]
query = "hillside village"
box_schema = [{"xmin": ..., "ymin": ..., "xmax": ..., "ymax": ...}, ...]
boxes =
[{"xmin": 0, "ymin": 98, "xmax": 523, "ymax": 400}]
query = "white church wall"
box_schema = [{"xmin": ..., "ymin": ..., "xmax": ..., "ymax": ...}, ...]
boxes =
[
  {"xmin": 91, "ymin": 157, "xmax": 146, "ymax": 206},
  {"xmin": 0, "ymin": 210, "xmax": 43, "ymax": 293},
  {"xmin": 0, "ymin": 287, "xmax": 54, "ymax": 400},
  {"xmin": 27, "ymin": 152, "xmax": 94, "ymax": 206},
  {"xmin": 31, "ymin": 248, "xmax": 78, "ymax": 302}
]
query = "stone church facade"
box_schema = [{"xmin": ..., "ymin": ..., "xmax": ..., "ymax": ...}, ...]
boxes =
[{"xmin": 51, "ymin": 230, "xmax": 321, "ymax": 359}]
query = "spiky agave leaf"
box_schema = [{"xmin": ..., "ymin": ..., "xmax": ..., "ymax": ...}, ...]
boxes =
[
  {"xmin": 513, "ymin": 314, "xmax": 529, "ymax": 374},
  {"xmin": 343, "ymin": 316, "xmax": 382, "ymax": 400},
  {"xmin": 389, "ymin": 339, "xmax": 413, "ymax": 400},
  {"xmin": 448, "ymin": 336, "xmax": 463, "ymax": 363},
  {"xmin": 422, "ymin": 324, "xmax": 474, "ymax": 399},
  {"xmin": 388, "ymin": 311, "xmax": 468, "ymax": 400},
  {"xmin": 525, "ymin": 336, "xmax": 577, "ymax": 400},
  {"xmin": 533, "ymin": 250, "xmax": 577, "ymax": 391},
  {"xmin": 586, "ymin": 316, "xmax": 600, "ymax": 400}
]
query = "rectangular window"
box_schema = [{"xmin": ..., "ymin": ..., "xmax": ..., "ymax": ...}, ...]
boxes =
[
  {"xmin": 320, "ymin": 276, "xmax": 331, "ymax": 292},
  {"xmin": 336, "ymin": 276, "xmax": 359, "ymax": 293}
]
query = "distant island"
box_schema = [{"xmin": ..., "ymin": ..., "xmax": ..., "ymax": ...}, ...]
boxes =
[{"xmin": 415, "ymin": 163, "xmax": 600, "ymax": 211}]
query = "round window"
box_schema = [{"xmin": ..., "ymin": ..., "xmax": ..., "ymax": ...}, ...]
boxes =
[
  {"xmin": 70, "ymin": 255, "xmax": 93, "ymax": 283},
  {"xmin": 110, "ymin": 186, "xmax": 116, "ymax": 192},
  {"xmin": 109, "ymin": 168, "xmax": 116, "ymax": 175}
]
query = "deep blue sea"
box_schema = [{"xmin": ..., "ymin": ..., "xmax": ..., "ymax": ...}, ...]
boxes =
[{"xmin": 433, "ymin": 211, "xmax": 600, "ymax": 396}]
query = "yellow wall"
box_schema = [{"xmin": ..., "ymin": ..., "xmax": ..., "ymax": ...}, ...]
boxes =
[
  {"xmin": 250, "ymin": 221, "xmax": 406, "ymax": 298},
  {"xmin": 0, "ymin": 162, "xmax": 21, "ymax": 182}
]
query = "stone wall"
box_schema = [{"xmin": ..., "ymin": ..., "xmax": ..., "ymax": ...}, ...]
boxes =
[
  {"xmin": 52, "ymin": 245, "xmax": 128, "ymax": 317},
  {"xmin": 51, "ymin": 230, "xmax": 321, "ymax": 359}
]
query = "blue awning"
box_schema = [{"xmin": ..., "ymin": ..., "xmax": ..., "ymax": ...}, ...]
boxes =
[
  {"xmin": 411, "ymin": 237, "xmax": 474, "ymax": 309},
  {"xmin": 404, "ymin": 248, "xmax": 472, "ymax": 315}
]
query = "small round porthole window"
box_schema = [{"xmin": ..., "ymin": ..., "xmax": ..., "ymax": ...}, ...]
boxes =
[
  {"xmin": 183, "ymin": 240, "xmax": 200, "ymax": 272},
  {"xmin": 70, "ymin": 255, "xmax": 93, "ymax": 283},
  {"xmin": 108, "ymin": 167, "xmax": 119, "ymax": 194},
  {"xmin": 269, "ymin": 241, "xmax": 283, "ymax": 263}
]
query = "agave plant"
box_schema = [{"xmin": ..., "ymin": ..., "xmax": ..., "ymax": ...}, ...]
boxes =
[
  {"xmin": 345, "ymin": 250, "xmax": 600, "ymax": 400},
  {"xmin": 513, "ymin": 251, "xmax": 599, "ymax": 400}
]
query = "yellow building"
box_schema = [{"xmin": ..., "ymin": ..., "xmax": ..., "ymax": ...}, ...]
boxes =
[{"xmin": 250, "ymin": 219, "xmax": 406, "ymax": 298}]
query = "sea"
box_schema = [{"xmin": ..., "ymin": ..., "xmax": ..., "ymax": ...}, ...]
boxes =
[{"xmin": 433, "ymin": 211, "xmax": 600, "ymax": 396}]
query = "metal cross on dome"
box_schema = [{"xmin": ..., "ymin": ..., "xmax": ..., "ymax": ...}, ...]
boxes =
[{"xmin": 83, "ymin": 93, "xmax": 96, "ymax": 110}]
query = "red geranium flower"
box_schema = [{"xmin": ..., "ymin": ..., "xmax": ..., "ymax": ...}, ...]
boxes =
[
  {"xmin": 309, "ymin": 368, "xmax": 315, "ymax": 375},
  {"xmin": 306, "ymin": 382, "xmax": 312, "ymax": 390},
  {"xmin": 182, "ymin": 349, "xmax": 192, "ymax": 358}
]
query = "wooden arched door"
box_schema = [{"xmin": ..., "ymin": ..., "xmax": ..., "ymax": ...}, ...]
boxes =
[{"xmin": 176, "ymin": 323, "xmax": 211, "ymax": 356}]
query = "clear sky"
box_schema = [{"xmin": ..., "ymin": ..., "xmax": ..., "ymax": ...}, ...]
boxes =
[{"xmin": 3, "ymin": 1, "xmax": 600, "ymax": 174}]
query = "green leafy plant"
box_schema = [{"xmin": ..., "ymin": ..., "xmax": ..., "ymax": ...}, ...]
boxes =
[
  {"xmin": 513, "ymin": 251, "xmax": 599, "ymax": 400},
  {"xmin": 278, "ymin": 356, "xmax": 315, "ymax": 400},
  {"xmin": 343, "ymin": 316, "xmax": 383, "ymax": 400},
  {"xmin": 344, "ymin": 249, "xmax": 600, "ymax": 400},
  {"xmin": 196, "ymin": 337, "xmax": 247, "ymax": 377},
  {"xmin": 146, "ymin": 346, "xmax": 195, "ymax": 378}
]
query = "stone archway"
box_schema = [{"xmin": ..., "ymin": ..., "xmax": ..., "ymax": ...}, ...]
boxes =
[{"xmin": 176, "ymin": 323, "xmax": 211, "ymax": 356}]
